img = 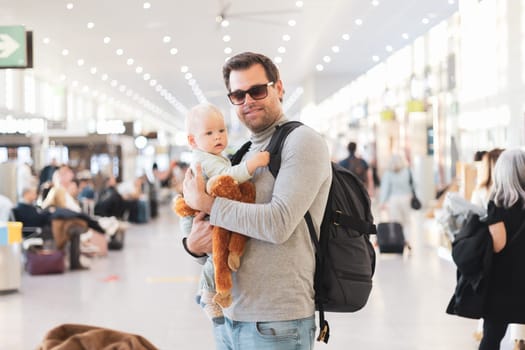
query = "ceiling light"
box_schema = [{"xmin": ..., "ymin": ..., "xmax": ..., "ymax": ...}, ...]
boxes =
[
  {"xmin": 402, "ymin": 33, "xmax": 409, "ymax": 40},
  {"xmin": 331, "ymin": 46, "xmax": 340, "ymax": 53},
  {"xmin": 77, "ymin": 59, "xmax": 85, "ymax": 66},
  {"xmin": 448, "ymin": 0, "xmax": 455, "ymax": 4},
  {"xmin": 221, "ymin": 20, "xmax": 230, "ymax": 27},
  {"xmin": 372, "ymin": 55, "xmax": 380, "ymax": 62},
  {"xmin": 60, "ymin": 74, "xmax": 66, "ymax": 81},
  {"xmin": 136, "ymin": 66, "xmax": 143, "ymax": 73},
  {"xmin": 149, "ymin": 79, "xmax": 157, "ymax": 86},
  {"xmin": 315, "ymin": 64, "xmax": 324, "ymax": 71},
  {"xmin": 87, "ymin": 22, "xmax": 95, "ymax": 29},
  {"xmin": 143, "ymin": 73, "xmax": 151, "ymax": 80},
  {"xmin": 116, "ymin": 49, "xmax": 124, "ymax": 56},
  {"xmin": 342, "ymin": 33, "xmax": 350, "ymax": 40},
  {"xmin": 323, "ymin": 56, "xmax": 331, "ymax": 63},
  {"xmin": 278, "ymin": 46, "xmax": 286, "ymax": 54},
  {"xmin": 42, "ymin": 37, "xmax": 50, "ymax": 44},
  {"xmin": 66, "ymin": 3, "xmax": 74, "ymax": 10},
  {"xmin": 222, "ymin": 35, "xmax": 231, "ymax": 42},
  {"xmin": 224, "ymin": 47, "xmax": 232, "ymax": 54},
  {"xmin": 62, "ymin": 49, "xmax": 69, "ymax": 56},
  {"xmin": 385, "ymin": 45, "xmax": 393, "ymax": 52},
  {"xmin": 180, "ymin": 66, "xmax": 189, "ymax": 73},
  {"xmin": 127, "ymin": 58, "xmax": 134, "ymax": 65},
  {"xmin": 295, "ymin": 1, "xmax": 304, "ymax": 7},
  {"xmin": 184, "ymin": 73, "xmax": 192, "ymax": 80},
  {"xmin": 422, "ymin": 18, "xmax": 429, "ymax": 25},
  {"xmin": 90, "ymin": 67, "xmax": 97, "ymax": 74},
  {"xmin": 355, "ymin": 19, "xmax": 363, "ymax": 26},
  {"xmin": 163, "ymin": 36, "xmax": 171, "ymax": 43},
  {"xmin": 282, "ymin": 34, "xmax": 291, "ymax": 41},
  {"xmin": 83, "ymin": 86, "xmax": 89, "ymax": 93},
  {"xmin": 371, "ymin": 0, "xmax": 380, "ymax": 6},
  {"xmin": 274, "ymin": 56, "xmax": 282, "ymax": 63},
  {"xmin": 288, "ymin": 19, "xmax": 296, "ymax": 27},
  {"xmin": 170, "ymin": 48, "xmax": 178, "ymax": 55},
  {"xmin": 110, "ymin": 80, "xmax": 118, "ymax": 87},
  {"xmin": 72, "ymin": 80, "xmax": 78, "ymax": 87},
  {"xmin": 119, "ymin": 85, "xmax": 126, "ymax": 92},
  {"xmin": 143, "ymin": 2, "xmax": 151, "ymax": 9},
  {"xmin": 103, "ymin": 37, "xmax": 111, "ymax": 44},
  {"xmin": 101, "ymin": 74, "xmax": 108, "ymax": 81}
]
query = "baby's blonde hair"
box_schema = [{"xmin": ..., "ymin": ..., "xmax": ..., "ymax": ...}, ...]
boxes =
[{"xmin": 185, "ymin": 103, "xmax": 224, "ymax": 134}]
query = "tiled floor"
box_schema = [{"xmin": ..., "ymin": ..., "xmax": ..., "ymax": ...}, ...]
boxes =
[{"xmin": 0, "ymin": 204, "xmax": 513, "ymax": 349}]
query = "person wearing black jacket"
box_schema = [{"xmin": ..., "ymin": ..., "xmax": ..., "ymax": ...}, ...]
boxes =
[
  {"xmin": 478, "ymin": 149, "xmax": 525, "ymax": 350},
  {"xmin": 13, "ymin": 186, "xmax": 52, "ymax": 238}
]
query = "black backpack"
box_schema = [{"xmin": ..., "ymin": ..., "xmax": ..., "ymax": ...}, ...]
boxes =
[{"xmin": 231, "ymin": 121, "xmax": 377, "ymax": 343}]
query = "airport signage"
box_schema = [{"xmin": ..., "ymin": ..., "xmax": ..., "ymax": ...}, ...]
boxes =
[{"xmin": 0, "ymin": 26, "xmax": 33, "ymax": 68}]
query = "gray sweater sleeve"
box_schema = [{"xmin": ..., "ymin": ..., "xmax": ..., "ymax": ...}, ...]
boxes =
[{"xmin": 209, "ymin": 125, "xmax": 331, "ymax": 243}]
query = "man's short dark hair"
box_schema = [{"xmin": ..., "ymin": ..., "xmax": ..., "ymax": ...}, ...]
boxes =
[
  {"xmin": 222, "ymin": 52, "xmax": 280, "ymax": 92},
  {"xmin": 347, "ymin": 142, "xmax": 357, "ymax": 154}
]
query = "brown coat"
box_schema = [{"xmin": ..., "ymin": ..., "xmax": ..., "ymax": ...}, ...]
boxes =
[{"xmin": 38, "ymin": 323, "xmax": 158, "ymax": 350}]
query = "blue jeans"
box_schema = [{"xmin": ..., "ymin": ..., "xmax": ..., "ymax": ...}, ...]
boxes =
[{"xmin": 213, "ymin": 315, "xmax": 316, "ymax": 350}]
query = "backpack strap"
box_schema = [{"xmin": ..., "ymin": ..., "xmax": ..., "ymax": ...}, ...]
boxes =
[
  {"xmin": 265, "ymin": 120, "xmax": 331, "ymax": 343},
  {"xmin": 305, "ymin": 212, "xmax": 330, "ymax": 343},
  {"xmin": 266, "ymin": 121, "xmax": 303, "ymax": 177},
  {"xmin": 329, "ymin": 210, "xmax": 377, "ymax": 235},
  {"xmin": 230, "ymin": 141, "xmax": 252, "ymax": 166}
]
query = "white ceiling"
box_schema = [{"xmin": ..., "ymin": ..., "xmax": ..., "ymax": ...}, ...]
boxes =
[{"xmin": 0, "ymin": 0, "xmax": 458, "ymax": 132}]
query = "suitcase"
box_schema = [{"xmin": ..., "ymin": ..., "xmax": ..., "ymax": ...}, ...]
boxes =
[{"xmin": 376, "ymin": 222, "xmax": 405, "ymax": 253}]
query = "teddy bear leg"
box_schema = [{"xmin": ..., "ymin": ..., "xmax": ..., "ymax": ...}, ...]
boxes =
[
  {"xmin": 227, "ymin": 233, "xmax": 248, "ymax": 271},
  {"xmin": 226, "ymin": 181, "xmax": 255, "ymax": 271},
  {"xmin": 212, "ymin": 226, "xmax": 233, "ymax": 308}
]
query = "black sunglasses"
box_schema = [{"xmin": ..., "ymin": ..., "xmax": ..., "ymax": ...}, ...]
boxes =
[{"xmin": 227, "ymin": 82, "xmax": 274, "ymax": 105}]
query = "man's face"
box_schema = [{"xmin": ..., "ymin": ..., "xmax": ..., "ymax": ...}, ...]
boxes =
[{"xmin": 228, "ymin": 64, "xmax": 284, "ymax": 133}]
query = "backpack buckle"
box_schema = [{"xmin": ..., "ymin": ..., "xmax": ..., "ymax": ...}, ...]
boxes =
[{"xmin": 333, "ymin": 211, "xmax": 342, "ymax": 226}]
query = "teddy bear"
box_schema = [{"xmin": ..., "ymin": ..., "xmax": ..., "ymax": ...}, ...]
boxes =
[{"xmin": 173, "ymin": 174, "xmax": 256, "ymax": 307}]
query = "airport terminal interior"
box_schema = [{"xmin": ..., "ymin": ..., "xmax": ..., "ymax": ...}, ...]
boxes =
[{"xmin": 1, "ymin": 0, "xmax": 525, "ymax": 349}]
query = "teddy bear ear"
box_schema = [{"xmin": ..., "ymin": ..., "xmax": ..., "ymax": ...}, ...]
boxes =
[{"xmin": 206, "ymin": 174, "xmax": 234, "ymax": 194}]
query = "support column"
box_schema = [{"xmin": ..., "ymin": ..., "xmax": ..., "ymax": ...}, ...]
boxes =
[{"xmin": 506, "ymin": 0, "xmax": 524, "ymax": 147}]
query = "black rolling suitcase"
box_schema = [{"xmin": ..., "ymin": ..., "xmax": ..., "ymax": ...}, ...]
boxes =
[{"xmin": 376, "ymin": 222, "xmax": 405, "ymax": 253}]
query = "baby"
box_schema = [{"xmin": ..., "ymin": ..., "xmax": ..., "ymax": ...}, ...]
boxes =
[{"xmin": 180, "ymin": 103, "xmax": 269, "ymax": 323}]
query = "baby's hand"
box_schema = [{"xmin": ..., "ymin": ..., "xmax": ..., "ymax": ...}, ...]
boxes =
[{"xmin": 253, "ymin": 151, "xmax": 270, "ymax": 167}]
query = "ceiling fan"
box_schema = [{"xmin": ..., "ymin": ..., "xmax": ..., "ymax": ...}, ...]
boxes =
[{"xmin": 215, "ymin": 0, "xmax": 302, "ymax": 27}]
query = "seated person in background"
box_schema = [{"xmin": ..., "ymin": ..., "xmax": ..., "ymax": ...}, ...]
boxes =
[
  {"xmin": 42, "ymin": 165, "xmax": 120, "ymax": 236},
  {"xmin": 95, "ymin": 176, "xmax": 127, "ymax": 219},
  {"xmin": 116, "ymin": 178, "xmax": 142, "ymax": 223},
  {"xmin": 78, "ymin": 176, "xmax": 96, "ymax": 215},
  {"xmin": 42, "ymin": 165, "xmax": 81, "ymax": 212},
  {"xmin": 13, "ymin": 186, "xmax": 52, "ymax": 235}
]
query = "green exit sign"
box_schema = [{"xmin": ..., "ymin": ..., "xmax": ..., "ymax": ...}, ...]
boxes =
[{"xmin": 0, "ymin": 25, "xmax": 30, "ymax": 68}]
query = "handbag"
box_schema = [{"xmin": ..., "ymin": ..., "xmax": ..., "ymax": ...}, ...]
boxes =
[
  {"xmin": 409, "ymin": 170, "xmax": 422, "ymax": 210},
  {"xmin": 25, "ymin": 248, "xmax": 65, "ymax": 275}
]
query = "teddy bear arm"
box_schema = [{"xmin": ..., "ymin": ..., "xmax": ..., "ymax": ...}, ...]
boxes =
[{"xmin": 173, "ymin": 196, "xmax": 199, "ymax": 217}]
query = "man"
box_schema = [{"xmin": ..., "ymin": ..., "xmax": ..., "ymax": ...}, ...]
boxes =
[
  {"xmin": 339, "ymin": 141, "xmax": 374, "ymax": 196},
  {"xmin": 182, "ymin": 52, "xmax": 331, "ymax": 349},
  {"xmin": 14, "ymin": 186, "xmax": 50, "ymax": 228}
]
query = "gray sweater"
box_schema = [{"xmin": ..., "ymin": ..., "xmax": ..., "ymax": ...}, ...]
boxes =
[{"xmin": 210, "ymin": 116, "xmax": 331, "ymax": 322}]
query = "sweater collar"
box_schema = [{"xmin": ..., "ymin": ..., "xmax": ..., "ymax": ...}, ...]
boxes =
[{"xmin": 250, "ymin": 114, "xmax": 287, "ymax": 145}]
